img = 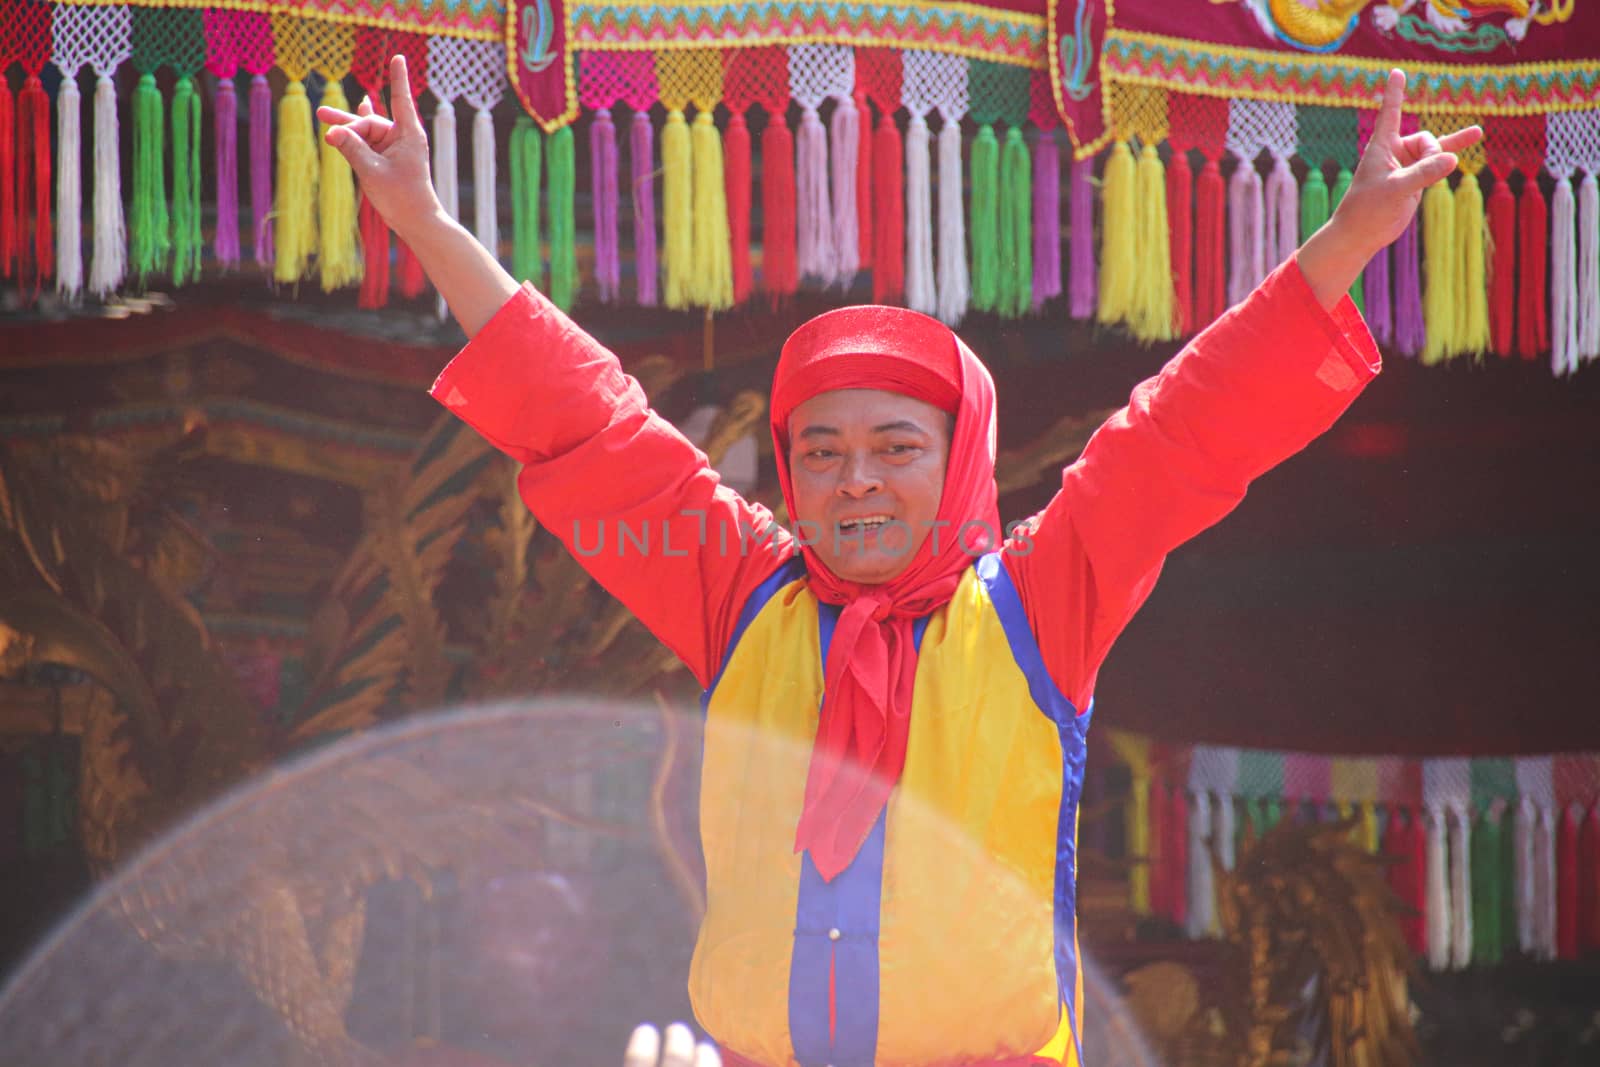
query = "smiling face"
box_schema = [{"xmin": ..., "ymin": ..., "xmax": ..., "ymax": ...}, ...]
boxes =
[{"xmin": 786, "ymin": 388, "xmax": 952, "ymax": 585}]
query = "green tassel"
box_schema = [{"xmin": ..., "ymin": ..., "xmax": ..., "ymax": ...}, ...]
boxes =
[
  {"xmin": 510, "ymin": 117, "xmax": 544, "ymax": 288},
  {"xmin": 1262, "ymin": 796, "xmax": 1281, "ymax": 830},
  {"xmin": 1300, "ymin": 164, "xmax": 1330, "ymax": 243},
  {"xmin": 172, "ymin": 75, "xmax": 202, "ymax": 286},
  {"xmin": 548, "ymin": 125, "xmax": 576, "ymax": 310},
  {"xmin": 1471, "ymin": 812, "xmax": 1502, "ymax": 965},
  {"xmin": 131, "ymin": 73, "xmax": 170, "ymax": 285},
  {"xmin": 1330, "ymin": 166, "xmax": 1364, "ymax": 312},
  {"xmin": 969, "ymin": 124, "xmax": 1000, "ymax": 313},
  {"xmin": 998, "ymin": 125, "xmax": 1032, "ymax": 319}
]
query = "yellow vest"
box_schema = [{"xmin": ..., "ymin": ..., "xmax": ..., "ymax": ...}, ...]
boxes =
[{"xmin": 690, "ymin": 552, "xmax": 1090, "ymax": 1067}]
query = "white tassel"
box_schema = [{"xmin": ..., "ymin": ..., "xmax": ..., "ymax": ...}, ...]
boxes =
[
  {"xmin": 1578, "ymin": 171, "xmax": 1599, "ymax": 362},
  {"xmin": 829, "ymin": 93, "xmax": 859, "ymax": 282},
  {"xmin": 432, "ymin": 98, "xmax": 460, "ymax": 321},
  {"xmin": 472, "ymin": 106, "xmax": 498, "ymax": 261},
  {"xmin": 1537, "ymin": 804, "xmax": 1558, "ymax": 960},
  {"xmin": 56, "ymin": 73, "xmax": 83, "ymax": 301},
  {"xmin": 1215, "ymin": 792, "xmax": 1236, "ymax": 873},
  {"xmin": 1448, "ymin": 802, "xmax": 1473, "ymax": 971},
  {"xmin": 1265, "ymin": 153, "xmax": 1297, "ymax": 269},
  {"xmin": 1187, "ymin": 790, "xmax": 1214, "ymax": 940},
  {"xmin": 1516, "ymin": 796, "xmax": 1537, "ymax": 955},
  {"xmin": 1550, "ymin": 174, "xmax": 1577, "ymax": 375},
  {"xmin": 1425, "ymin": 803, "xmax": 1450, "ymax": 970},
  {"xmin": 796, "ymin": 104, "xmax": 836, "ymax": 285},
  {"xmin": 90, "ymin": 74, "xmax": 126, "ymax": 297},
  {"xmin": 904, "ymin": 113, "xmax": 935, "ymax": 316},
  {"xmin": 935, "ymin": 115, "xmax": 968, "ymax": 327},
  {"xmin": 1226, "ymin": 160, "xmax": 1265, "ymax": 308}
]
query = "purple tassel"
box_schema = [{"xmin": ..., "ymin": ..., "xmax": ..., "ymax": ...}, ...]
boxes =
[
  {"xmin": 1394, "ymin": 216, "xmax": 1424, "ymax": 357},
  {"xmin": 1032, "ymin": 129, "xmax": 1061, "ymax": 310},
  {"xmin": 1365, "ymin": 242, "xmax": 1393, "ymax": 345},
  {"xmin": 1069, "ymin": 154, "xmax": 1096, "ymax": 319},
  {"xmin": 591, "ymin": 108, "xmax": 620, "ymax": 303},
  {"xmin": 214, "ymin": 78, "xmax": 240, "ymax": 268},
  {"xmin": 631, "ymin": 109, "xmax": 657, "ymax": 307},
  {"xmin": 249, "ymin": 74, "xmax": 273, "ymax": 269}
]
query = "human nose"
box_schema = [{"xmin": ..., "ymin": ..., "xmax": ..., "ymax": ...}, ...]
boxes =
[{"xmin": 834, "ymin": 451, "xmax": 883, "ymax": 498}]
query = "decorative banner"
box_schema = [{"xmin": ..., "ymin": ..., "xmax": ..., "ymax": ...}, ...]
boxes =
[
  {"xmin": 507, "ymin": 0, "xmax": 576, "ymax": 131},
  {"xmin": 1048, "ymin": 0, "xmax": 1111, "ymax": 157}
]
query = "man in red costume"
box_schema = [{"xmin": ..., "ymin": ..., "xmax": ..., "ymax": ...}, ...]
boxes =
[{"xmin": 321, "ymin": 59, "xmax": 1478, "ymax": 1067}]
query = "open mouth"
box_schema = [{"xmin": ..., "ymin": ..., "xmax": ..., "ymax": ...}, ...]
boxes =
[{"xmin": 837, "ymin": 515, "xmax": 894, "ymax": 535}]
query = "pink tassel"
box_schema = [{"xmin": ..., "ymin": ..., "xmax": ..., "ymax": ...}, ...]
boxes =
[
  {"xmin": 591, "ymin": 107, "xmax": 620, "ymax": 303},
  {"xmin": 631, "ymin": 110, "xmax": 657, "ymax": 307},
  {"xmin": 1033, "ymin": 129, "xmax": 1061, "ymax": 309},
  {"xmin": 1069, "ymin": 155, "xmax": 1096, "ymax": 319},
  {"xmin": 214, "ymin": 77, "xmax": 240, "ymax": 268},
  {"xmin": 796, "ymin": 105, "xmax": 836, "ymax": 285},
  {"xmin": 829, "ymin": 94, "xmax": 860, "ymax": 281},
  {"xmin": 249, "ymin": 74, "xmax": 273, "ymax": 269}
]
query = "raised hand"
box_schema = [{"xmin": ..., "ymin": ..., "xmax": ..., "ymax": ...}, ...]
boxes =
[
  {"xmin": 1298, "ymin": 68, "xmax": 1483, "ymax": 310},
  {"xmin": 1337, "ymin": 69, "xmax": 1484, "ymax": 253},
  {"xmin": 318, "ymin": 54, "xmax": 441, "ymax": 243}
]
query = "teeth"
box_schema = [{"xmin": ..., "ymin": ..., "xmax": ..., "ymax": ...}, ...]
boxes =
[{"xmin": 840, "ymin": 515, "xmax": 892, "ymax": 531}]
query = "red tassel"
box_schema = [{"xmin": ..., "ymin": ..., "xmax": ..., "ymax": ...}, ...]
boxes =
[
  {"xmin": 855, "ymin": 90, "xmax": 873, "ymax": 274},
  {"xmin": 1559, "ymin": 803, "xmax": 1580, "ymax": 959},
  {"xmin": 725, "ymin": 112, "xmax": 753, "ymax": 305},
  {"xmin": 1167, "ymin": 785, "xmax": 1187, "ymax": 928},
  {"xmin": 762, "ymin": 108, "xmax": 798, "ymax": 302},
  {"xmin": 1147, "ymin": 780, "xmax": 1169, "ymax": 920},
  {"xmin": 1168, "ymin": 148, "xmax": 1194, "ymax": 336},
  {"xmin": 1582, "ymin": 805, "xmax": 1600, "ymax": 952},
  {"xmin": 358, "ymin": 195, "xmax": 390, "ymax": 309},
  {"xmin": 1517, "ymin": 170, "xmax": 1548, "ymax": 360},
  {"xmin": 1194, "ymin": 156, "xmax": 1226, "ymax": 327},
  {"xmin": 1385, "ymin": 806, "xmax": 1426, "ymax": 954},
  {"xmin": 1487, "ymin": 173, "xmax": 1514, "ymax": 358},
  {"xmin": 14, "ymin": 73, "xmax": 51, "ymax": 299},
  {"xmin": 872, "ymin": 112, "xmax": 903, "ymax": 305},
  {"xmin": 395, "ymin": 238, "xmax": 425, "ymax": 298},
  {"xmin": 1, "ymin": 79, "xmax": 14, "ymax": 279}
]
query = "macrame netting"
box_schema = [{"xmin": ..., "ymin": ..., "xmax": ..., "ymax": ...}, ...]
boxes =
[
  {"xmin": 657, "ymin": 48, "xmax": 731, "ymax": 310},
  {"xmin": 579, "ymin": 52, "xmax": 627, "ymax": 303},
  {"xmin": 1417, "ymin": 109, "xmax": 1489, "ymax": 365},
  {"xmin": 724, "ymin": 45, "xmax": 792, "ymax": 304},
  {"xmin": 1546, "ymin": 109, "xmax": 1600, "ymax": 376},
  {"xmin": 788, "ymin": 44, "xmax": 855, "ymax": 287},
  {"xmin": 204, "ymin": 10, "xmax": 274, "ymax": 274},
  {"xmin": 580, "ymin": 51, "xmax": 657, "ymax": 305},
  {"xmin": 1100, "ymin": 81, "xmax": 1174, "ymax": 341},
  {"xmin": 426, "ymin": 36, "xmax": 506, "ymax": 305},
  {"xmin": 50, "ymin": 2, "xmax": 93, "ymax": 300},
  {"xmin": 1484, "ymin": 114, "xmax": 1548, "ymax": 361},
  {"xmin": 1297, "ymin": 105, "xmax": 1362, "ymax": 313},
  {"xmin": 1, "ymin": 1, "xmax": 51, "ymax": 303},
  {"xmin": 968, "ymin": 60, "xmax": 1032, "ymax": 319},
  {"xmin": 128, "ymin": 7, "xmax": 203, "ymax": 287},
  {"xmin": 1225, "ymin": 99, "xmax": 1297, "ymax": 309},
  {"xmin": 53, "ymin": 3, "xmax": 130, "ymax": 297},
  {"xmin": 902, "ymin": 49, "xmax": 969, "ymax": 326},
  {"xmin": 1169, "ymin": 91, "xmax": 1230, "ymax": 330}
]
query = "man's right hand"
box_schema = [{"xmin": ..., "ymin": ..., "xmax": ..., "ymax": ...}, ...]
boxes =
[
  {"xmin": 317, "ymin": 54, "xmax": 444, "ymax": 247},
  {"xmin": 625, "ymin": 1023, "xmax": 722, "ymax": 1067}
]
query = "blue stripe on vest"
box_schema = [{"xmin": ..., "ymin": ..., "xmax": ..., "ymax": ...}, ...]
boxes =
[
  {"xmin": 977, "ymin": 551, "xmax": 1092, "ymax": 1066},
  {"xmin": 790, "ymin": 603, "xmax": 929, "ymax": 1067},
  {"xmin": 701, "ymin": 556, "xmax": 808, "ymax": 714}
]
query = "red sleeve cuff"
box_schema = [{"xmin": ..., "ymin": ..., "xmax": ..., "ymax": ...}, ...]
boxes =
[{"xmin": 1283, "ymin": 254, "xmax": 1384, "ymax": 392}]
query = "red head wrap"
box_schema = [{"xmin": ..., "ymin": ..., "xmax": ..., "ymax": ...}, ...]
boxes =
[{"xmin": 770, "ymin": 305, "xmax": 1001, "ymax": 881}]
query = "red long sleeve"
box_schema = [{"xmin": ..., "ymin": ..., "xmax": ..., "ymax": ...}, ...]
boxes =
[
  {"xmin": 430, "ymin": 284, "xmax": 795, "ymax": 687},
  {"xmin": 1003, "ymin": 255, "xmax": 1381, "ymax": 710}
]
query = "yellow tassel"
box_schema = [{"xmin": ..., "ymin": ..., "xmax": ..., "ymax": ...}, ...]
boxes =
[
  {"xmin": 661, "ymin": 107, "xmax": 693, "ymax": 310},
  {"xmin": 317, "ymin": 80, "xmax": 362, "ymax": 291},
  {"xmin": 1421, "ymin": 178, "xmax": 1457, "ymax": 365},
  {"xmin": 274, "ymin": 81, "xmax": 319, "ymax": 283},
  {"xmin": 1131, "ymin": 144, "xmax": 1176, "ymax": 342},
  {"xmin": 1098, "ymin": 140, "xmax": 1136, "ymax": 328},
  {"xmin": 1455, "ymin": 172, "xmax": 1490, "ymax": 360},
  {"xmin": 1360, "ymin": 802, "xmax": 1381, "ymax": 854},
  {"xmin": 689, "ymin": 110, "xmax": 733, "ymax": 311}
]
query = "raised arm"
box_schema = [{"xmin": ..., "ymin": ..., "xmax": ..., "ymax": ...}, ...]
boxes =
[
  {"xmin": 321, "ymin": 57, "xmax": 793, "ymax": 686},
  {"xmin": 1004, "ymin": 70, "xmax": 1483, "ymax": 709}
]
